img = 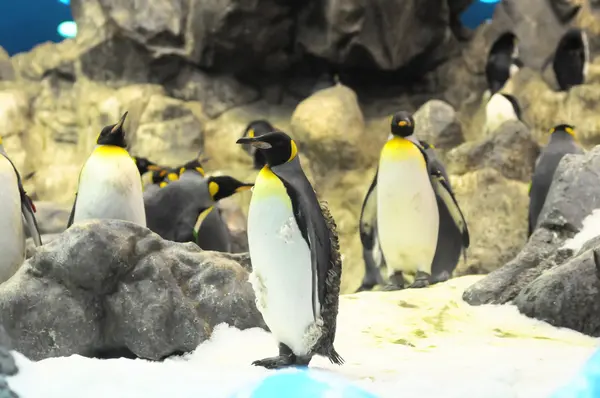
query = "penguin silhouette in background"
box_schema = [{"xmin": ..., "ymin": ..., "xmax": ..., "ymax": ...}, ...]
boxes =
[
  {"xmin": 552, "ymin": 28, "xmax": 589, "ymax": 91},
  {"xmin": 376, "ymin": 112, "xmax": 469, "ymax": 290},
  {"xmin": 485, "ymin": 93, "xmax": 522, "ymax": 135},
  {"xmin": 485, "ymin": 32, "xmax": 523, "ymax": 95},
  {"xmin": 0, "ymin": 135, "xmax": 42, "ymax": 283},
  {"xmin": 132, "ymin": 156, "xmax": 162, "ymax": 176},
  {"xmin": 236, "ymin": 131, "xmax": 344, "ymax": 369},
  {"xmin": 68, "ymin": 112, "xmax": 146, "ymax": 228},
  {"xmin": 528, "ymin": 124, "xmax": 584, "ymax": 236},
  {"xmin": 241, "ymin": 120, "xmax": 276, "ymax": 169}
]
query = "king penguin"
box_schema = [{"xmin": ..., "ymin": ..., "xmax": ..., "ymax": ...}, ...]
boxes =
[
  {"xmin": 67, "ymin": 112, "xmax": 146, "ymax": 228},
  {"xmin": 236, "ymin": 131, "xmax": 343, "ymax": 369},
  {"xmin": 241, "ymin": 120, "xmax": 275, "ymax": 170},
  {"xmin": 376, "ymin": 112, "xmax": 469, "ymax": 289},
  {"xmin": 485, "ymin": 93, "xmax": 522, "ymax": 136},
  {"xmin": 552, "ymin": 28, "xmax": 589, "ymax": 91},
  {"xmin": 132, "ymin": 156, "xmax": 161, "ymax": 176},
  {"xmin": 485, "ymin": 32, "xmax": 522, "ymax": 95},
  {"xmin": 145, "ymin": 170, "xmax": 252, "ymax": 251},
  {"xmin": 358, "ymin": 138, "xmax": 468, "ymax": 291},
  {"xmin": 528, "ymin": 124, "xmax": 584, "ymax": 236},
  {"xmin": 0, "ymin": 136, "xmax": 42, "ymax": 283}
]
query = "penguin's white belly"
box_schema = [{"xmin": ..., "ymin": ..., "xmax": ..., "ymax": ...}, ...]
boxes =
[
  {"xmin": 377, "ymin": 157, "xmax": 439, "ymax": 276},
  {"xmin": 0, "ymin": 158, "xmax": 25, "ymax": 283},
  {"xmin": 485, "ymin": 94, "xmax": 517, "ymax": 135},
  {"xmin": 247, "ymin": 169, "xmax": 320, "ymax": 356},
  {"xmin": 74, "ymin": 148, "xmax": 146, "ymax": 227}
]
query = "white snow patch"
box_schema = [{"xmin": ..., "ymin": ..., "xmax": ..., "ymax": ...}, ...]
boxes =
[
  {"xmin": 6, "ymin": 321, "xmax": 599, "ymax": 398},
  {"xmin": 562, "ymin": 209, "xmax": 600, "ymax": 252}
]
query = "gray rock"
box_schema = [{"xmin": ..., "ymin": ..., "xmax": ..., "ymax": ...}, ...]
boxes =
[
  {"xmin": 166, "ymin": 66, "xmax": 260, "ymax": 119},
  {"xmin": 464, "ymin": 147, "xmax": 600, "ymax": 306},
  {"xmin": 25, "ymin": 234, "xmax": 62, "ymax": 259},
  {"xmin": 414, "ymin": 99, "xmax": 464, "ymax": 151},
  {"xmin": 446, "ymin": 120, "xmax": 540, "ymax": 182},
  {"xmin": 0, "ymin": 220, "xmax": 265, "ymax": 361},
  {"xmin": 513, "ymin": 247, "xmax": 600, "ymax": 336},
  {"xmin": 0, "ymin": 47, "xmax": 14, "ymax": 81},
  {"xmin": 296, "ymin": 0, "xmax": 457, "ymax": 71}
]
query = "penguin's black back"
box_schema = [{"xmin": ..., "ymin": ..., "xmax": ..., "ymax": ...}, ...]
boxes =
[
  {"xmin": 486, "ymin": 32, "xmax": 516, "ymax": 94},
  {"xmin": 528, "ymin": 133, "xmax": 583, "ymax": 235},
  {"xmin": 553, "ymin": 29, "xmax": 587, "ymax": 91}
]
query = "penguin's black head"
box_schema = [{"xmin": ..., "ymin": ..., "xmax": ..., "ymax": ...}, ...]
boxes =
[
  {"xmin": 151, "ymin": 167, "xmax": 169, "ymax": 184},
  {"xmin": 178, "ymin": 158, "xmax": 206, "ymax": 177},
  {"xmin": 133, "ymin": 156, "xmax": 161, "ymax": 175},
  {"xmin": 390, "ymin": 111, "xmax": 415, "ymax": 137},
  {"xmin": 243, "ymin": 120, "xmax": 275, "ymax": 140},
  {"xmin": 490, "ymin": 32, "xmax": 518, "ymax": 56},
  {"xmin": 550, "ymin": 124, "xmax": 576, "ymax": 138},
  {"xmin": 235, "ymin": 131, "xmax": 298, "ymax": 167},
  {"xmin": 206, "ymin": 176, "xmax": 253, "ymax": 202},
  {"xmin": 97, "ymin": 112, "xmax": 128, "ymax": 148},
  {"xmin": 558, "ymin": 29, "xmax": 586, "ymax": 53}
]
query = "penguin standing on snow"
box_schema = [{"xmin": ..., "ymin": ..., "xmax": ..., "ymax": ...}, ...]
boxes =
[
  {"xmin": 236, "ymin": 131, "xmax": 343, "ymax": 369},
  {"xmin": 485, "ymin": 93, "xmax": 522, "ymax": 135},
  {"xmin": 377, "ymin": 112, "xmax": 469, "ymax": 289},
  {"xmin": 485, "ymin": 32, "xmax": 522, "ymax": 95},
  {"xmin": 0, "ymin": 136, "xmax": 42, "ymax": 283},
  {"xmin": 67, "ymin": 112, "xmax": 146, "ymax": 228},
  {"xmin": 528, "ymin": 124, "xmax": 584, "ymax": 236},
  {"xmin": 241, "ymin": 120, "xmax": 276, "ymax": 169},
  {"xmin": 552, "ymin": 28, "xmax": 590, "ymax": 91},
  {"xmin": 357, "ymin": 139, "xmax": 468, "ymax": 291}
]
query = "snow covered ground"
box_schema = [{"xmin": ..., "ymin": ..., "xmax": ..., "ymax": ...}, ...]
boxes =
[
  {"xmin": 6, "ymin": 276, "xmax": 600, "ymax": 398},
  {"xmin": 563, "ymin": 209, "xmax": 600, "ymax": 252}
]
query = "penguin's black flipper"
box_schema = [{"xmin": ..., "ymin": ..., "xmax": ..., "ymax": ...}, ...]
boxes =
[
  {"xmin": 1, "ymin": 153, "xmax": 43, "ymax": 246},
  {"xmin": 431, "ymin": 173, "xmax": 470, "ymax": 248},
  {"xmin": 67, "ymin": 194, "xmax": 77, "ymax": 228}
]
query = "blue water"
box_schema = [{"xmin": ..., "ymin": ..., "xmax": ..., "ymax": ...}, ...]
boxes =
[{"xmin": 0, "ymin": 0, "xmax": 500, "ymax": 57}]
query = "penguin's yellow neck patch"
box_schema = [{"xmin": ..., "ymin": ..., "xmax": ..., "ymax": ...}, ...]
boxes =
[
  {"xmin": 289, "ymin": 140, "xmax": 298, "ymax": 162},
  {"xmin": 0, "ymin": 136, "xmax": 3, "ymax": 145},
  {"xmin": 209, "ymin": 181, "xmax": 219, "ymax": 199},
  {"xmin": 252, "ymin": 166, "xmax": 290, "ymax": 204},
  {"xmin": 381, "ymin": 137, "xmax": 425, "ymax": 167},
  {"xmin": 94, "ymin": 145, "xmax": 130, "ymax": 158}
]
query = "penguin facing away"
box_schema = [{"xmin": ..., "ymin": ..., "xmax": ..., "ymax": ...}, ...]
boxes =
[
  {"xmin": 68, "ymin": 112, "xmax": 146, "ymax": 228},
  {"xmin": 485, "ymin": 32, "xmax": 522, "ymax": 95},
  {"xmin": 145, "ymin": 173, "xmax": 252, "ymax": 250},
  {"xmin": 528, "ymin": 124, "xmax": 584, "ymax": 236},
  {"xmin": 241, "ymin": 120, "xmax": 275, "ymax": 169},
  {"xmin": 485, "ymin": 93, "xmax": 522, "ymax": 135},
  {"xmin": 357, "ymin": 139, "xmax": 468, "ymax": 291},
  {"xmin": 0, "ymin": 136, "xmax": 42, "ymax": 283},
  {"xmin": 377, "ymin": 112, "xmax": 469, "ymax": 290},
  {"xmin": 552, "ymin": 28, "xmax": 590, "ymax": 91},
  {"xmin": 236, "ymin": 131, "xmax": 343, "ymax": 369}
]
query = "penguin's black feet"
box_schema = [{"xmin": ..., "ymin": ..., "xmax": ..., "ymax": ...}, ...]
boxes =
[
  {"xmin": 382, "ymin": 283, "xmax": 403, "ymax": 291},
  {"xmin": 408, "ymin": 271, "xmax": 431, "ymax": 289},
  {"xmin": 431, "ymin": 270, "xmax": 451, "ymax": 284},
  {"xmin": 355, "ymin": 283, "xmax": 374, "ymax": 293},
  {"xmin": 382, "ymin": 271, "xmax": 405, "ymax": 291},
  {"xmin": 252, "ymin": 343, "xmax": 309, "ymax": 369}
]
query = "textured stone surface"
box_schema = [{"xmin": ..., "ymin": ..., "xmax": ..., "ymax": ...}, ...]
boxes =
[{"xmin": 1, "ymin": 220, "xmax": 265, "ymax": 361}]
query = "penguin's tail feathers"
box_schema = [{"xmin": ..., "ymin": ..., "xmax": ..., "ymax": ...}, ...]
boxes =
[{"xmin": 328, "ymin": 348, "xmax": 344, "ymax": 366}]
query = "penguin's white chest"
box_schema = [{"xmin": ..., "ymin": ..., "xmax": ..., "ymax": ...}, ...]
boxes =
[
  {"xmin": 74, "ymin": 146, "xmax": 146, "ymax": 227},
  {"xmin": 485, "ymin": 94, "xmax": 517, "ymax": 135},
  {"xmin": 377, "ymin": 138, "xmax": 439, "ymax": 276},
  {"xmin": 247, "ymin": 167, "xmax": 320, "ymax": 356},
  {"xmin": 0, "ymin": 156, "xmax": 25, "ymax": 283}
]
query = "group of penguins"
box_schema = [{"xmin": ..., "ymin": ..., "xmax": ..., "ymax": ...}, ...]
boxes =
[{"xmin": 0, "ymin": 26, "xmax": 591, "ymax": 370}]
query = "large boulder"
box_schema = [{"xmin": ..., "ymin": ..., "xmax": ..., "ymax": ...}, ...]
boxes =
[
  {"xmin": 446, "ymin": 120, "xmax": 540, "ymax": 182},
  {"xmin": 463, "ymin": 147, "xmax": 600, "ymax": 310},
  {"xmin": 413, "ymin": 99, "xmax": 464, "ymax": 152},
  {"xmin": 291, "ymin": 84, "xmax": 366, "ymax": 174},
  {"xmin": 0, "ymin": 220, "xmax": 265, "ymax": 361}
]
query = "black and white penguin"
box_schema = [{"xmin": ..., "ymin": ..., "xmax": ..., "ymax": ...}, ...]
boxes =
[
  {"xmin": 132, "ymin": 156, "xmax": 161, "ymax": 176},
  {"xmin": 552, "ymin": 28, "xmax": 589, "ymax": 91},
  {"xmin": 67, "ymin": 112, "xmax": 146, "ymax": 228},
  {"xmin": 357, "ymin": 139, "xmax": 468, "ymax": 291},
  {"xmin": 528, "ymin": 124, "xmax": 584, "ymax": 236},
  {"xmin": 241, "ymin": 120, "xmax": 276, "ymax": 170},
  {"xmin": 236, "ymin": 131, "xmax": 343, "ymax": 369},
  {"xmin": 486, "ymin": 32, "xmax": 522, "ymax": 95},
  {"xmin": 485, "ymin": 93, "xmax": 522, "ymax": 135},
  {"xmin": 0, "ymin": 136, "xmax": 42, "ymax": 283},
  {"xmin": 376, "ymin": 112, "xmax": 469, "ymax": 290}
]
